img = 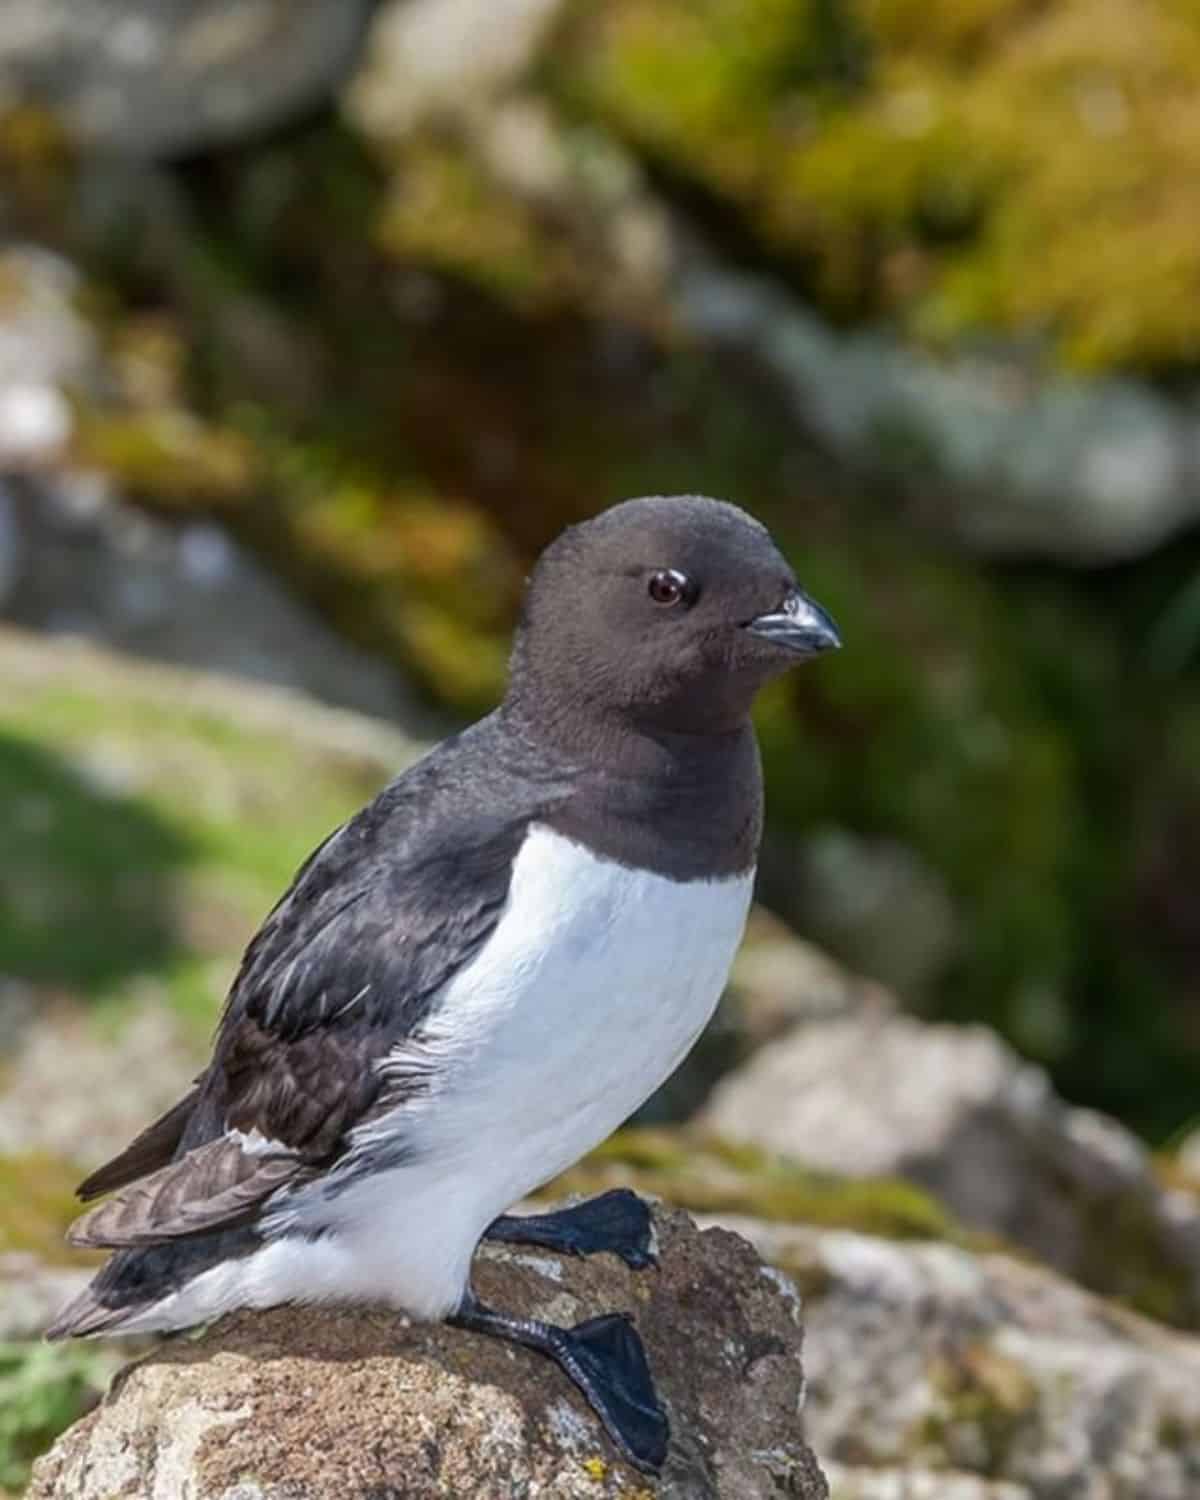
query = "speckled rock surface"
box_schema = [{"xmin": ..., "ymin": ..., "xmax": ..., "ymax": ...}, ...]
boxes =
[
  {"xmin": 28, "ymin": 1206, "xmax": 828, "ymax": 1499},
  {"xmin": 697, "ymin": 1216, "xmax": 1200, "ymax": 1500}
]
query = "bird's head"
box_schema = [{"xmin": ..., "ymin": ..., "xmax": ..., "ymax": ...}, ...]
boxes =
[{"xmin": 507, "ymin": 494, "xmax": 840, "ymax": 739}]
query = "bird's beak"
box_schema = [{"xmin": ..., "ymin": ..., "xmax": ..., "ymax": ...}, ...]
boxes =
[{"xmin": 745, "ymin": 590, "xmax": 841, "ymax": 656}]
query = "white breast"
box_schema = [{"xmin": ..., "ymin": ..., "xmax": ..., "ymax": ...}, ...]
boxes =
[
  {"xmin": 404, "ymin": 822, "xmax": 755, "ymax": 1205},
  {"xmin": 176, "ymin": 824, "xmax": 754, "ymax": 1329}
]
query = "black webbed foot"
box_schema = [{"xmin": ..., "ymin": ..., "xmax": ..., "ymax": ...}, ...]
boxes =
[
  {"xmin": 448, "ymin": 1292, "xmax": 669, "ymax": 1473},
  {"xmin": 484, "ymin": 1189, "xmax": 655, "ymax": 1271}
]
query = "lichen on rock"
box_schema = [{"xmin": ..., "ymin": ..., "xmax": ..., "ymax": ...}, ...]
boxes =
[{"xmin": 702, "ymin": 1217, "xmax": 1200, "ymax": 1499}]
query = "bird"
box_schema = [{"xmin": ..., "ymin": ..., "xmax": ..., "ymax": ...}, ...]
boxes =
[{"xmin": 46, "ymin": 493, "xmax": 840, "ymax": 1473}]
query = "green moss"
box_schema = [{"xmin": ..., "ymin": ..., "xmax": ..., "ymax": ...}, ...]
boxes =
[
  {"xmin": 555, "ymin": 0, "xmax": 1200, "ymax": 370},
  {"xmin": 74, "ymin": 409, "xmax": 255, "ymax": 506},
  {"xmin": 1157, "ymin": 1411, "xmax": 1200, "ymax": 1453},
  {"xmin": 0, "ymin": 1155, "xmax": 90, "ymax": 1264},
  {"xmin": 0, "ymin": 1340, "xmax": 122, "ymax": 1492},
  {"xmin": 376, "ymin": 133, "xmax": 580, "ymax": 310},
  {"xmin": 923, "ymin": 1341, "xmax": 1039, "ymax": 1476},
  {"xmin": 548, "ymin": 1127, "xmax": 974, "ymax": 1242},
  {"xmin": 1073, "ymin": 1182, "xmax": 1198, "ymax": 1328}
]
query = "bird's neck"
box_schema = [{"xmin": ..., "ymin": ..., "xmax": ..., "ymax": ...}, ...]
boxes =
[{"xmin": 498, "ymin": 700, "xmax": 763, "ymax": 879}]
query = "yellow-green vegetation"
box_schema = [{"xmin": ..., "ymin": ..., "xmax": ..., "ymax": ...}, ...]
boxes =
[
  {"xmin": 0, "ymin": 635, "xmax": 415, "ymax": 1027},
  {"xmin": 0, "ymin": 1340, "xmax": 123, "ymax": 1493},
  {"xmin": 70, "ymin": 297, "xmax": 522, "ymax": 715},
  {"xmin": 924, "ymin": 1341, "xmax": 1039, "ymax": 1477},
  {"xmin": 0, "ymin": 1156, "xmax": 89, "ymax": 1265},
  {"xmin": 555, "ymin": 0, "xmax": 1200, "ymax": 369},
  {"xmin": 376, "ymin": 132, "xmax": 583, "ymax": 311},
  {"xmin": 1074, "ymin": 1180, "xmax": 1199, "ymax": 1329},
  {"xmin": 548, "ymin": 1128, "xmax": 972, "ymax": 1243}
]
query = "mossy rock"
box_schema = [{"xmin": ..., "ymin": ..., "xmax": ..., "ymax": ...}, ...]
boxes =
[
  {"xmin": 548, "ymin": 1127, "xmax": 976, "ymax": 1244},
  {"xmin": 553, "ymin": 0, "xmax": 1200, "ymax": 371}
]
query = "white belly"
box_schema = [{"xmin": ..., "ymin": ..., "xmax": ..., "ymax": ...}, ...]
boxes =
[
  {"xmin": 412, "ymin": 822, "xmax": 754, "ymax": 1201},
  {"xmin": 128, "ymin": 825, "xmax": 753, "ymax": 1330}
]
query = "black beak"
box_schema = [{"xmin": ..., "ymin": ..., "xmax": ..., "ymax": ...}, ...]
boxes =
[{"xmin": 745, "ymin": 590, "xmax": 841, "ymax": 656}]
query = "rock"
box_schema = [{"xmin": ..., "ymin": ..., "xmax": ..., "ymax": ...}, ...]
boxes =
[
  {"xmin": 348, "ymin": 0, "xmax": 566, "ymax": 140},
  {"xmin": 725, "ymin": 909, "xmax": 891, "ymax": 1053},
  {"xmin": 674, "ymin": 253, "xmax": 1200, "ymax": 565},
  {"xmin": 0, "ymin": 241, "xmax": 430, "ymax": 727},
  {"xmin": 0, "ymin": 1254, "xmax": 89, "ymax": 1341},
  {"xmin": 820, "ymin": 1469, "xmax": 1029, "ymax": 1500},
  {"xmin": 703, "ymin": 1012, "xmax": 1200, "ymax": 1326},
  {"xmin": 0, "ymin": 247, "xmax": 96, "ymax": 470},
  {"xmin": 696, "ymin": 1216, "xmax": 1200, "ymax": 1500},
  {"xmin": 0, "ymin": 474, "xmax": 435, "ymax": 728},
  {"xmin": 0, "ymin": 1, "xmax": 374, "ymax": 157},
  {"xmin": 27, "ymin": 1206, "xmax": 829, "ymax": 1500},
  {"xmin": 1176, "ymin": 1130, "xmax": 1200, "ymax": 1182},
  {"xmin": 760, "ymin": 829, "xmax": 960, "ymax": 1000}
]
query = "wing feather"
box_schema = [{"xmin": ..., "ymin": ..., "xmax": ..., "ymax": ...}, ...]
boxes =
[
  {"xmin": 67, "ymin": 1135, "xmax": 301, "ymax": 1248},
  {"xmin": 63, "ymin": 719, "xmax": 550, "ymax": 1260}
]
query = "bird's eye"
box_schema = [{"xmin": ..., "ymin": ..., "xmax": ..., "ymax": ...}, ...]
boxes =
[{"xmin": 648, "ymin": 569, "xmax": 690, "ymax": 606}]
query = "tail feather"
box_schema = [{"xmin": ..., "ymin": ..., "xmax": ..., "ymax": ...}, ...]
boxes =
[
  {"xmin": 44, "ymin": 1284, "xmax": 137, "ymax": 1341},
  {"xmin": 46, "ymin": 1226, "xmax": 261, "ymax": 1342}
]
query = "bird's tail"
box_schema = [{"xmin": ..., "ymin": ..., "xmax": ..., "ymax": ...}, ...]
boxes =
[{"xmin": 44, "ymin": 1281, "xmax": 139, "ymax": 1341}]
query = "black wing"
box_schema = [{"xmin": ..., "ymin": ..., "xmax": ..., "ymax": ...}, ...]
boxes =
[{"xmin": 67, "ymin": 720, "xmax": 555, "ymax": 1251}]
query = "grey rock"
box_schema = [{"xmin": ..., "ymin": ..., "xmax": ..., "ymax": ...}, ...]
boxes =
[
  {"xmin": 697, "ymin": 1216, "xmax": 1200, "ymax": 1500},
  {"xmin": 727, "ymin": 908, "xmax": 893, "ymax": 1050},
  {"xmin": 0, "ymin": 1254, "xmax": 90, "ymax": 1340},
  {"xmin": 761, "ymin": 828, "xmax": 960, "ymax": 999},
  {"xmin": 703, "ymin": 1012, "xmax": 1200, "ymax": 1323},
  {"xmin": 27, "ymin": 1206, "xmax": 829, "ymax": 1500},
  {"xmin": 675, "ymin": 253, "xmax": 1200, "ymax": 565},
  {"xmin": 0, "ymin": 0, "xmax": 374, "ymax": 156},
  {"xmin": 0, "ymin": 246, "xmax": 95, "ymax": 467},
  {"xmin": 821, "ymin": 1467, "xmax": 1030, "ymax": 1499},
  {"xmin": 0, "ymin": 475, "xmax": 436, "ymax": 728},
  {"xmin": 348, "ymin": 0, "xmax": 566, "ymax": 140},
  {"xmin": 1176, "ymin": 1129, "xmax": 1200, "ymax": 1182}
]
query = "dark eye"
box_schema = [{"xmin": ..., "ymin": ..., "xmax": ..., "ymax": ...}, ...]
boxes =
[{"xmin": 648, "ymin": 568, "xmax": 690, "ymax": 606}]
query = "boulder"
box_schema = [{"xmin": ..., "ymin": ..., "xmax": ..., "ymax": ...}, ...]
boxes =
[
  {"xmin": 700, "ymin": 1215, "xmax": 1200, "ymax": 1500},
  {"xmin": 703, "ymin": 1012, "xmax": 1200, "ymax": 1326},
  {"xmin": 0, "ymin": 1, "xmax": 374, "ymax": 157},
  {"xmin": 28, "ymin": 1206, "xmax": 828, "ymax": 1500}
]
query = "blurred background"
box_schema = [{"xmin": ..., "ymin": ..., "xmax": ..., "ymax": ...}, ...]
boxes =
[{"xmin": 4, "ymin": 3, "xmax": 1200, "ymax": 1495}]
